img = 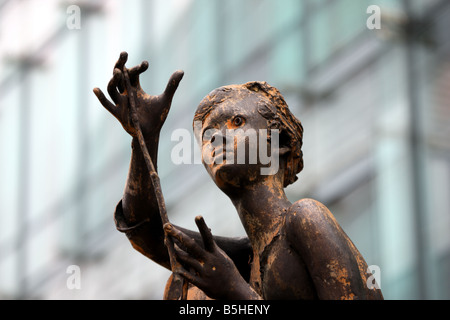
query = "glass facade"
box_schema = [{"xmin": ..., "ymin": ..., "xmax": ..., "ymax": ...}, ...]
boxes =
[{"xmin": 0, "ymin": 0, "xmax": 449, "ymax": 299}]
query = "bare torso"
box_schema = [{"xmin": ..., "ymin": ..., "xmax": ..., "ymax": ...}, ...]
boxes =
[{"xmin": 165, "ymin": 200, "xmax": 382, "ymax": 300}]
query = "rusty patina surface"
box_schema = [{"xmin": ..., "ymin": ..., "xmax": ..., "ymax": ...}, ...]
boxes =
[{"xmin": 94, "ymin": 52, "xmax": 383, "ymax": 300}]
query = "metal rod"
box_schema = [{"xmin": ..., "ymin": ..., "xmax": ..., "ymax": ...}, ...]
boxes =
[{"xmin": 122, "ymin": 69, "xmax": 187, "ymax": 300}]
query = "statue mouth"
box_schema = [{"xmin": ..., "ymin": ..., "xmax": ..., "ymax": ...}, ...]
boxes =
[{"xmin": 211, "ymin": 150, "xmax": 230, "ymax": 166}]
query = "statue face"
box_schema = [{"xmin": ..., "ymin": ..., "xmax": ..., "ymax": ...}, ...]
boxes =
[{"xmin": 199, "ymin": 90, "xmax": 280, "ymax": 190}]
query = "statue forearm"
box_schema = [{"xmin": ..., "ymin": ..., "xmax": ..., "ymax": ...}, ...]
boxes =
[
  {"xmin": 115, "ymin": 135, "xmax": 176, "ymax": 269},
  {"xmin": 122, "ymin": 136, "xmax": 161, "ymax": 224}
]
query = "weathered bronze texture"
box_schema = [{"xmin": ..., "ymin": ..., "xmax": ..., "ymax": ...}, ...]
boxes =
[
  {"xmin": 94, "ymin": 52, "xmax": 383, "ymax": 300},
  {"xmin": 121, "ymin": 65, "xmax": 187, "ymax": 300}
]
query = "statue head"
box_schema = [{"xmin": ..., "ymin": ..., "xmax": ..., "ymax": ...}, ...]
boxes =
[{"xmin": 193, "ymin": 81, "xmax": 304, "ymax": 190}]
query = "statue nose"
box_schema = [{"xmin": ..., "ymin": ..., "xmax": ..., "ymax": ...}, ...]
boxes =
[{"xmin": 211, "ymin": 129, "xmax": 225, "ymax": 145}]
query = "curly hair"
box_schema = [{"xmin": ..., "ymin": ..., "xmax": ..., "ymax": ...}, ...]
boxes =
[{"xmin": 193, "ymin": 81, "xmax": 304, "ymax": 187}]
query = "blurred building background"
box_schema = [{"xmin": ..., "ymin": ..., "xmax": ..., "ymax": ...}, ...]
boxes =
[{"xmin": 0, "ymin": 0, "xmax": 449, "ymax": 300}]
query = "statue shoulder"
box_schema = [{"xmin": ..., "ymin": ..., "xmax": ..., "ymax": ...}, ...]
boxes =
[
  {"xmin": 285, "ymin": 198, "xmax": 344, "ymax": 246},
  {"xmin": 286, "ymin": 198, "xmax": 333, "ymax": 227},
  {"xmin": 284, "ymin": 199, "xmax": 383, "ymax": 300}
]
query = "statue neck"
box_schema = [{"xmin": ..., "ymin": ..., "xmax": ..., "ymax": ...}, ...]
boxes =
[{"xmin": 230, "ymin": 180, "xmax": 291, "ymax": 253}]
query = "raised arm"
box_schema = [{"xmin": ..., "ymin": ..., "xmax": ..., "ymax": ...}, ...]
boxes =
[
  {"xmin": 94, "ymin": 52, "xmax": 183, "ymax": 269},
  {"xmin": 93, "ymin": 53, "xmax": 252, "ymax": 276}
]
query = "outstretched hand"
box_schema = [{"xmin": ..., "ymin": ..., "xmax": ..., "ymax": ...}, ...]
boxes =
[
  {"xmin": 93, "ymin": 51, "xmax": 184, "ymax": 139},
  {"xmin": 164, "ymin": 216, "xmax": 261, "ymax": 300}
]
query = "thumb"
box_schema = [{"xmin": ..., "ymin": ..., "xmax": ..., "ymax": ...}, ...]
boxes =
[{"xmin": 161, "ymin": 70, "xmax": 184, "ymax": 102}]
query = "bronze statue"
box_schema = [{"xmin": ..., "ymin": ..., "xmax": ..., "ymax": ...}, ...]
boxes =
[{"xmin": 93, "ymin": 52, "xmax": 383, "ymax": 300}]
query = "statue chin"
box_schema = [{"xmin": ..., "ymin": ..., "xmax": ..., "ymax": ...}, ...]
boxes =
[{"xmin": 211, "ymin": 162, "xmax": 262, "ymax": 191}]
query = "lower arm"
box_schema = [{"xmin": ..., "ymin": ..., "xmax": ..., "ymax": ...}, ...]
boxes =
[{"xmin": 122, "ymin": 136, "xmax": 160, "ymax": 224}]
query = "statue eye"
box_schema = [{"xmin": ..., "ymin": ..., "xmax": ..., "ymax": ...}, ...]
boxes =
[{"xmin": 232, "ymin": 116, "xmax": 244, "ymax": 127}]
